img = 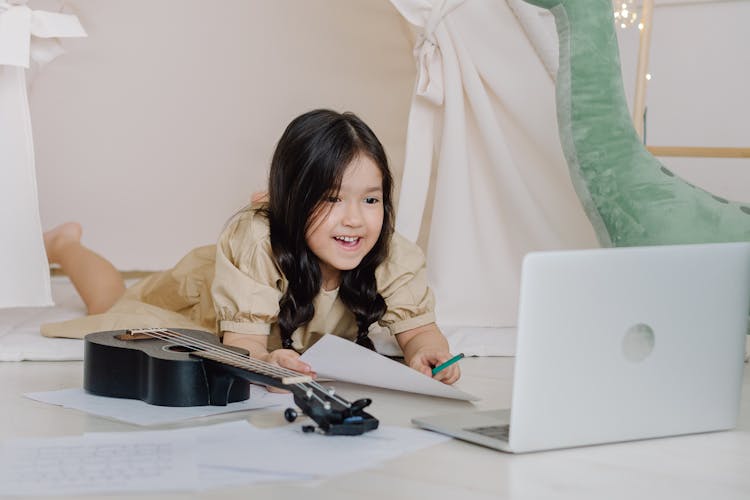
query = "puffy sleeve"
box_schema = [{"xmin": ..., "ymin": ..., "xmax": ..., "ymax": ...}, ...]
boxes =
[
  {"xmin": 376, "ymin": 232, "xmax": 436, "ymax": 334},
  {"xmin": 211, "ymin": 208, "xmax": 283, "ymax": 335}
]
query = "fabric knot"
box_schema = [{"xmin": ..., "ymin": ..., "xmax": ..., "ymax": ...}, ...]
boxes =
[
  {"xmin": 414, "ymin": 29, "xmax": 443, "ymax": 105},
  {"xmin": 0, "ymin": 2, "xmax": 86, "ymax": 69},
  {"xmin": 405, "ymin": 0, "xmax": 466, "ymax": 106}
]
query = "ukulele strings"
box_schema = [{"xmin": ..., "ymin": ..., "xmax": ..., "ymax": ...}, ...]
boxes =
[
  {"xmin": 131, "ymin": 328, "xmax": 351, "ymax": 408},
  {"xmin": 147, "ymin": 328, "xmax": 350, "ymax": 409},
  {"xmin": 140, "ymin": 328, "xmax": 304, "ymax": 378},
  {"xmin": 137, "ymin": 328, "xmax": 333, "ymax": 407}
]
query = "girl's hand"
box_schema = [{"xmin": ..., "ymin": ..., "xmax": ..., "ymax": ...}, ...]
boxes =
[
  {"xmin": 261, "ymin": 349, "xmax": 316, "ymax": 393},
  {"xmin": 262, "ymin": 348, "xmax": 315, "ymax": 374},
  {"xmin": 407, "ymin": 349, "xmax": 461, "ymax": 385},
  {"xmin": 397, "ymin": 323, "xmax": 461, "ymax": 385}
]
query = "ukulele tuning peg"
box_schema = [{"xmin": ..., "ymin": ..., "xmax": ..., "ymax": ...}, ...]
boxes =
[
  {"xmin": 284, "ymin": 407, "xmax": 298, "ymax": 422},
  {"xmin": 350, "ymin": 398, "xmax": 373, "ymax": 412}
]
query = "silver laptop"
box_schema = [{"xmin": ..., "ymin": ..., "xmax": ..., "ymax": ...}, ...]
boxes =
[{"xmin": 413, "ymin": 243, "xmax": 750, "ymax": 453}]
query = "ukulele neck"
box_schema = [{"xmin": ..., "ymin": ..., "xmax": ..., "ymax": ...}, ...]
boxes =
[
  {"xmin": 191, "ymin": 351, "xmax": 311, "ymax": 385},
  {"xmin": 122, "ymin": 328, "xmax": 312, "ymax": 385}
]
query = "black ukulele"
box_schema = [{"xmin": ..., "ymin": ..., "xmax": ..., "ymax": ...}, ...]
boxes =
[{"xmin": 83, "ymin": 328, "xmax": 378, "ymax": 435}]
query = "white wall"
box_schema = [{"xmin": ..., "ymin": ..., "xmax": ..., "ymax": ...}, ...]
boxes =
[
  {"xmin": 28, "ymin": 0, "xmax": 750, "ymax": 272},
  {"xmin": 29, "ymin": 0, "xmax": 415, "ymax": 270},
  {"xmin": 616, "ymin": 0, "xmax": 750, "ymax": 202}
]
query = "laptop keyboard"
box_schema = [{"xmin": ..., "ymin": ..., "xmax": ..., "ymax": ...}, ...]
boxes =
[{"xmin": 463, "ymin": 424, "xmax": 510, "ymax": 441}]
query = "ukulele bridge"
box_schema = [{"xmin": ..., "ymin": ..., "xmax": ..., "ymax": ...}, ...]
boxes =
[{"xmin": 116, "ymin": 329, "xmax": 158, "ymax": 341}]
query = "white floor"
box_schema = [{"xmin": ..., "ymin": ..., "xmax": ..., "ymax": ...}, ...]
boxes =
[{"xmin": 0, "ymin": 356, "xmax": 748, "ymax": 499}]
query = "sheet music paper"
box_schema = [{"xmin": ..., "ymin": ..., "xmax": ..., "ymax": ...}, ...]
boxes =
[
  {"xmin": 0, "ymin": 432, "xmax": 199, "ymax": 495},
  {"xmin": 87, "ymin": 421, "xmax": 306, "ymax": 488},
  {"xmin": 0, "ymin": 420, "xmax": 449, "ymax": 495},
  {"xmin": 25, "ymin": 386, "xmax": 292, "ymax": 426},
  {"xmin": 175, "ymin": 421, "xmax": 452, "ymax": 478},
  {"xmin": 300, "ymin": 334, "xmax": 480, "ymax": 401}
]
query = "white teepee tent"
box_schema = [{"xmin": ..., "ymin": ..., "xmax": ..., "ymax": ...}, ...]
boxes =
[
  {"xmin": 5, "ymin": 0, "xmax": 747, "ymax": 332},
  {"xmin": 0, "ymin": 1, "xmax": 86, "ymax": 307},
  {"xmin": 391, "ymin": 0, "xmax": 595, "ymax": 328}
]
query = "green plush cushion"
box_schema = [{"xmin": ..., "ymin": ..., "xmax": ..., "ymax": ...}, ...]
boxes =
[{"xmin": 523, "ymin": 0, "xmax": 750, "ymax": 247}]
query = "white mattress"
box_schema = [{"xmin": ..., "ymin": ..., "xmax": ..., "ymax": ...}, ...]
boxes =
[
  {"xmin": 0, "ymin": 277, "xmax": 86, "ymax": 361},
  {"xmin": 0, "ymin": 277, "xmax": 517, "ymax": 362}
]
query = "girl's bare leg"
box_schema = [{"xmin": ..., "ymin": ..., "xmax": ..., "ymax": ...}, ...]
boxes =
[{"xmin": 44, "ymin": 222, "xmax": 126, "ymax": 315}]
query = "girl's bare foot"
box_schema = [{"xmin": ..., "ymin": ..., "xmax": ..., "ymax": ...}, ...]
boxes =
[
  {"xmin": 41, "ymin": 222, "xmax": 125, "ymax": 314},
  {"xmin": 44, "ymin": 222, "xmax": 83, "ymax": 264},
  {"xmin": 251, "ymin": 191, "xmax": 269, "ymax": 204}
]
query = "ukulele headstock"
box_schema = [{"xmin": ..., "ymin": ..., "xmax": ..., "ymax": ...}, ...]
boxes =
[{"xmin": 285, "ymin": 383, "xmax": 378, "ymax": 436}]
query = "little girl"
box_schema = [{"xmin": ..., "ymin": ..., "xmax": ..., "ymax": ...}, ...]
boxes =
[{"xmin": 42, "ymin": 109, "xmax": 460, "ymax": 384}]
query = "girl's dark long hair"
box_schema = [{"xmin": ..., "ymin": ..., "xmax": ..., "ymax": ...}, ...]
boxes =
[{"xmin": 264, "ymin": 109, "xmax": 394, "ymax": 350}]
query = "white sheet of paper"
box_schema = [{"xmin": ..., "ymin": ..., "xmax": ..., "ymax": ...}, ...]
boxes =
[
  {"xmin": 0, "ymin": 421, "xmax": 304, "ymax": 496},
  {"xmin": 85, "ymin": 421, "xmax": 306, "ymax": 488},
  {"xmin": 0, "ymin": 417, "xmax": 449, "ymax": 495},
  {"xmin": 0, "ymin": 432, "xmax": 199, "ymax": 496},
  {"xmin": 201, "ymin": 423, "xmax": 451, "ymax": 477},
  {"xmin": 300, "ymin": 334, "xmax": 480, "ymax": 401},
  {"xmin": 25, "ymin": 386, "xmax": 293, "ymax": 426}
]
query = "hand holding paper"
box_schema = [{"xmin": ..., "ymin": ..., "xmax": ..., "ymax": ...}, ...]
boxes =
[{"xmin": 300, "ymin": 335, "xmax": 479, "ymax": 401}]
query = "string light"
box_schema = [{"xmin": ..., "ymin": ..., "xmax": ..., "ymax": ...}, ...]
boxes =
[{"xmin": 613, "ymin": 0, "xmax": 639, "ymax": 30}]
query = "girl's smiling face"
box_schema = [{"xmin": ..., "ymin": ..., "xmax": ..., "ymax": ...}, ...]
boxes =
[{"xmin": 305, "ymin": 154, "xmax": 384, "ymax": 290}]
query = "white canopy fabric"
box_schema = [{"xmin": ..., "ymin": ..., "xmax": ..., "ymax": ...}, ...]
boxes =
[
  {"xmin": 391, "ymin": 0, "xmax": 596, "ymax": 328},
  {"xmin": 2, "ymin": 0, "xmax": 597, "ymax": 324},
  {"xmin": 0, "ymin": 1, "xmax": 86, "ymax": 308}
]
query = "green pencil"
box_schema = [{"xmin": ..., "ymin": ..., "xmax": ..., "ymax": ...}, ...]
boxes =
[{"xmin": 431, "ymin": 353, "xmax": 465, "ymax": 376}]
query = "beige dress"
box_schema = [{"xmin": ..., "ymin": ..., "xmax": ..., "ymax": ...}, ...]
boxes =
[{"xmin": 42, "ymin": 206, "xmax": 436, "ymax": 352}]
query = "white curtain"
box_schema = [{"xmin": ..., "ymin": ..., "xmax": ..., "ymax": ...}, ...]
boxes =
[
  {"xmin": 390, "ymin": 0, "xmax": 597, "ymax": 328},
  {"xmin": 0, "ymin": 1, "xmax": 85, "ymax": 308}
]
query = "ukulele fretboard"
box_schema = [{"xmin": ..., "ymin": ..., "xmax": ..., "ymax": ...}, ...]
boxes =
[
  {"xmin": 125, "ymin": 328, "xmax": 313, "ymax": 385},
  {"xmin": 191, "ymin": 350, "xmax": 312, "ymax": 385}
]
